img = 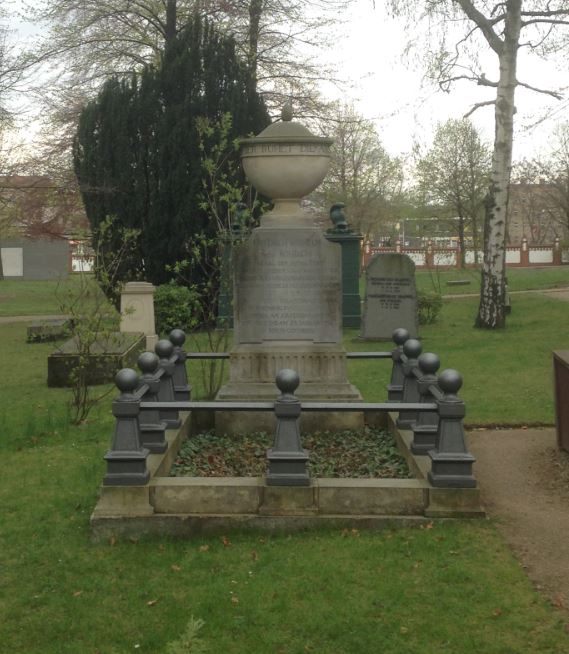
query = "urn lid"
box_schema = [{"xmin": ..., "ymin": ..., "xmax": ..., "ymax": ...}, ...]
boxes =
[{"xmin": 243, "ymin": 102, "xmax": 332, "ymax": 144}]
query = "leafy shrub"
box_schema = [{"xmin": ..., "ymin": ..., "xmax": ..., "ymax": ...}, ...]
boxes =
[
  {"xmin": 154, "ymin": 283, "xmax": 200, "ymax": 335},
  {"xmin": 417, "ymin": 290, "xmax": 443, "ymax": 325}
]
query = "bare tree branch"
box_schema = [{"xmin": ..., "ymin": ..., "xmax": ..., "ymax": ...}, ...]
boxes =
[
  {"xmin": 521, "ymin": 18, "xmax": 569, "ymax": 27},
  {"xmin": 455, "ymin": 0, "xmax": 504, "ymax": 53},
  {"xmin": 516, "ymin": 80, "xmax": 563, "ymax": 99},
  {"xmin": 463, "ymin": 100, "xmax": 496, "ymax": 118}
]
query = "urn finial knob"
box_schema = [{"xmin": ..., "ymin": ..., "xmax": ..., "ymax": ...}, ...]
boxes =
[{"xmin": 281, "ymin": 101, "xmax": 293, "ymax": 122}]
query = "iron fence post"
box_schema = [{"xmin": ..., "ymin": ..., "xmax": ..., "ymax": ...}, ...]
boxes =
[
  {"xmin": 103, "ymin": 368, "xmax": 150, "ymax": 486},
  {"xmin": 388, "ymin": 327, "xmax": 410, "ymax": 401},
  {"xmin": 155, "ymin": 339, "xmax": 181, "ymax": 429},
  {"xmin": 169, "ymin": 329, "xmax": 192, "ymax": 401},
  {"xmin": 428, "ymin": 369, "xmax": 476, "ymax": 488},
  {"xmin": 266, "ymin": 369, "xmax": 310, "ymax": 486},
  {"xmin": 396, "ymin": 338, "xmax": 422, "ymax": 429},
  {"xmin": 411, "ymin": 353, "xmax": 440, "ymax": 454},
  {"xmin": 137, "ymin": 352, "xmax": 168, "ymax": 453}
]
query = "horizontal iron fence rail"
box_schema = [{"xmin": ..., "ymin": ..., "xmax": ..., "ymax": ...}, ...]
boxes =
[
  {"xmin": 186, "ymin": 352, "xmax": 392, "ymax": 360},
  {"xmin": 140, "ymin": 400, "xmax": 437, "ymax": 412}
]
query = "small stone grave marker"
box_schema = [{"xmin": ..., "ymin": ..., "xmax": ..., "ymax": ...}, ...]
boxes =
[{"xmin": 361, "ymin": 253, "xmax": 418, "ymax": 340}]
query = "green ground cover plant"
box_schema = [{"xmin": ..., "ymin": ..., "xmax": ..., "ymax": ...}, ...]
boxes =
[{"xmin": 170, "ymin": 427, "xmax": 410, "ymax": 478}]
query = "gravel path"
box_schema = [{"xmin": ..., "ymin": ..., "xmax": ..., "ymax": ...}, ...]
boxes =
[{"xmin": 469, "ymin": 428, "xmax": 569, "ymax": 616}]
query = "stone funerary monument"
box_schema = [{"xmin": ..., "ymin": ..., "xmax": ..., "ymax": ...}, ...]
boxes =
[{"xmin": 216, "ymin": 105, "xmax": 362, "ymax": 433}]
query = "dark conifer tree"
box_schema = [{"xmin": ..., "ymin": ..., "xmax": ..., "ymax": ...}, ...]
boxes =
[{"xmin": 73, "ymin": 13, "xmax": 269, "ymax": 298}]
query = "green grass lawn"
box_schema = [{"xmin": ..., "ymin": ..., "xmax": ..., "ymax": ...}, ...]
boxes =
[
  {"xmin": 0, "ymin": 277, "xmax": 82, "ymax": 316},
  {"xmin": 3, "ymin": 265, "xmax": 569, "ymax": 317},
  {"xmin": 2, "ymin": 279, "xmax": 569, "ymax": 651},
  {"xmin": 417, "ymin": 265, "xmax": 569, "ymax": 295}
]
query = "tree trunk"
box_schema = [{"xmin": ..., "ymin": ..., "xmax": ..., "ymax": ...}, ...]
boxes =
[
  {"xmin": 165, "ymin": 0, "xmax": 177, "ymax": 45},
  {"xmin": 471, "ymin": 209, "xmax": 480, "ymax": 264},
  {"xmin": 247, "ymin": 0, "xmax": 263, "ymax": 98},
  {"xmin": 475, "ymin": 1, "xmax": 521, "ymax": 329},
  {"xmin": 457, "ymin": 209, "xmax": 466, "ymax": 268}
]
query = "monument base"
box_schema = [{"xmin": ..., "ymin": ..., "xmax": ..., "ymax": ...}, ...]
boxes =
[{"xmin": 215, "ymin": 343, "xmax": 363, "ymax": 434}]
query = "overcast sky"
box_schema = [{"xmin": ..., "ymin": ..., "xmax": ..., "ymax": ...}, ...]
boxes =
[
  {"xmin": 6, "ymin": 0, "xmax": 569, "ymax": 163},
  {"xmin": 324, "ymin": 1, "xmax": 569, "ymax": 161}
]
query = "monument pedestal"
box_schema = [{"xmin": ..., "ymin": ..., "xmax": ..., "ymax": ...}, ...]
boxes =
[
  {"xmin": 215, "ymin": 224, "xmax": 363, "ymax": 435},
  {"xmin": 216, "ymin": 343, "xmax": 362, "ymax": 434}
]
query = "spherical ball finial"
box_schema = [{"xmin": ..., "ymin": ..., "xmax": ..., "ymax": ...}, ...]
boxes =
[
  {"xmin": 438, "ymin": 369, "xmax": 463, "ymax": 395},
  {"xmin": 392, "ymin": 328, "xmax": 410, "ymax": 346},
  {"xmin": 276, "ymin": 368, "xmax": 300, "ymax": 395},
  {"xmin": 403, "ymin": 338, "xmax": 422, "ymax": 359},
  {"xmin": 418, "ymin": 352, "xmax": 440, "ymax": 376},
  {"xmin": 115, "ymin": 368, "xmax": 139, "ymax": 393},
  {"xmin": 155, "ymin": 339, "xmax": 174, "ymax": 359},
  {"xmin": 138, "ymin": 351, "xmax": 159, "ymax": 374},
  {"xmin": 169, "ymin": 329, "xmax": 186, "ymax": 347}
]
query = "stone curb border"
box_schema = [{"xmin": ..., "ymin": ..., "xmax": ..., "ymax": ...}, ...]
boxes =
[{"xmin": 90, "ymin": 411, "xmax": 485, "ymax": 541}]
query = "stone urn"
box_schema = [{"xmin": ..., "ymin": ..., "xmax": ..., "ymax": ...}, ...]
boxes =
[{"xmin": 240, "ymin": 103, "xmax": 333, "ymax": 226}]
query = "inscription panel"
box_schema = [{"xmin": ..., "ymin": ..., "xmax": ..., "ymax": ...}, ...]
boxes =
[
  {"xmin": 234, "ymin": 229, "xmax": 341, "ymax": 344},
  {"xmin": 242, "ymin": 143, "xmax": 331, "ymax": 156}
]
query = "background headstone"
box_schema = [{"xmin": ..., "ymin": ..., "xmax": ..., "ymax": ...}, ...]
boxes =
[
  {"xmin": 361, "ymin": 253, "xmax": 418, "ymax": 340},
  {"xmin": 120, "ymin": 282, "xmax": 158, "ymax": 350}
]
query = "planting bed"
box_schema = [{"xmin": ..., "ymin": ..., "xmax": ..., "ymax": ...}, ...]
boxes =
[{"xmin": 170, "ymin": 427, "xmax": 411, "ymax": 479}]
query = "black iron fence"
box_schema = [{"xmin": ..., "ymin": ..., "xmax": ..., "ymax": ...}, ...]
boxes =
[{"xmin": 103, "ymin": 327, "xmax": 476, "ymax": 489}]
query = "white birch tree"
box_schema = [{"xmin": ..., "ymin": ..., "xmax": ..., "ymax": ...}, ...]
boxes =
[{"xmin": 389, "ymin": 0, "xmax": 569, "ymax": 328}]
